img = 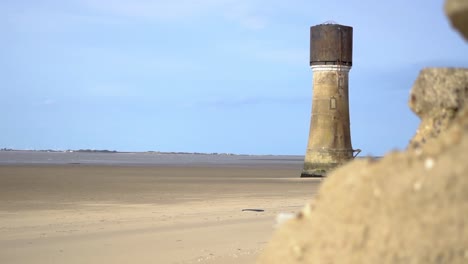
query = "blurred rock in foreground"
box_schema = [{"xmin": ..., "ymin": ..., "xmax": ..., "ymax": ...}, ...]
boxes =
[
  {"xmin": 445, "ymin": 0, "xmax": 468, "ymax": 40},
  {"xmin": 408, "ymin": 68, "xmax": 468, "ymax": 149},
  {"xmin": 258, "ymin": 82, "xmax": 468, "ymax": 264}
]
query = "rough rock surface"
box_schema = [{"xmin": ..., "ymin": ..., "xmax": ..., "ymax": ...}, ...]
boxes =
[
  {"xmin": 408, "ymin": 68, "xmax": 468, "ymax": 149},
  {"xmin": 257, "ymin": 106, "xmax": 468, "ymax": 264},
  {"xmin": 445, "ymin": 0, "xmax": 468, "ymax": 40}
]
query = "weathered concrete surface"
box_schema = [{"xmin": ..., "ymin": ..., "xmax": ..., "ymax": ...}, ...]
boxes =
[
  {"xmin": 302, "ymin": 66, "xmax": 354, "ymax": 177},
  {"xmin": 445, "ymin": 0, "xmax": 468, "ymax": 40},
  {"xmin": 408, "ymin": 68, "xmax": 468, "ymax": 149},
  {"xmin": 258, "ymin": 105, "xmax": 468, "ymax": 264}
]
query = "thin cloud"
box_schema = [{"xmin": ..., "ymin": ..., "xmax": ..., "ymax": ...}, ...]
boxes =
[
  {"xmin": 78, "ymin": 0, "xmax": 269, "ymax": 30},
  {"xmin": 38, "ymin": 98, "xmax": 57, "ymax": 106},
  {"xmin": 200, "ymin": 95, "xmax": 308, "ymax": 108},
  {"xmin": 2, "ymin": 4, "xmax": 125, "ymax": 33},
  {"xmin": 86, "ymin": 83, "xmax": 134, "ymax": 97},
  {"xmin": 256, "ymin": 48, "xmax": 306, "ymax": 65},
  {"xmin": 43, "ymin": 99, "xmax": 56, "ymax": 105},
  {"xmin": 2, "ymin": 0, "xmax": 291, "ymax": 32},
  {"xmin": 79, "ymin": 0, "xmax": 209, "ymax": 20}
]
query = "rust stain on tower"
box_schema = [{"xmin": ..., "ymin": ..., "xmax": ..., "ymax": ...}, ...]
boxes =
[{"xmin": 301, "ymin": 23, "xmax": 358, "ymax": 178}]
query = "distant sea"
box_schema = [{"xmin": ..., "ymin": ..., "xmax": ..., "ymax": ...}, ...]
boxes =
[{"xmin": 0, "ymin": 151, "xmax": 304, "ymax": 166}]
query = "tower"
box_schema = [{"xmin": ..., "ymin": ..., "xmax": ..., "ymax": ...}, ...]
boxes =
[{"xmin": 301, "ymin": 23, "xmax": 357, "ymax": 178}]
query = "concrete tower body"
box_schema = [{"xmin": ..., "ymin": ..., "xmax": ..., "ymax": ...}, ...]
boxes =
[{"xmin": 301, "ymin": 24, "xmax": 356, "ymax": 178}]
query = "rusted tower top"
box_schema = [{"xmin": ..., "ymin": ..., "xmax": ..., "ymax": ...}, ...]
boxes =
[{"xmin": 310, "ymin": 24, "xmax": 353, "ymax": 66}]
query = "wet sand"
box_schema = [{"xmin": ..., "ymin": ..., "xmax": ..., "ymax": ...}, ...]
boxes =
[{"xmin": 0, "ymin": 163, "xmax": 321, "ymax": 263}]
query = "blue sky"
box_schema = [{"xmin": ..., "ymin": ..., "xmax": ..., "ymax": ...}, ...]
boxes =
[{"xmin": 1, "ymin": 0, "xmax": 467, "ymax": 155}]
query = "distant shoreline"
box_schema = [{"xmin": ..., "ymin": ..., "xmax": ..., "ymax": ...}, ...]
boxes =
[
  {"xmin": 0, "ymin": 150, "xmax": 306, "ymax": 166},
  {"xmin": 0, "ymin": 148, "xmax": 255, "ymax": 156}
]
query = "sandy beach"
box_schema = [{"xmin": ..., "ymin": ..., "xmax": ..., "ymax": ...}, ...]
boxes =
[{"xmin": 0, "ymin": 156, "xmax": 320, "ymax": 263}]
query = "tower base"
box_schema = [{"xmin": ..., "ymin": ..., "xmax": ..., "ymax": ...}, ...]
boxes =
[
  {"xmin": 301, "ymin": 162, "xmax": 341, "ymax": 178},
  {"xmin": 300, "ymin": 172, "xmax": 325, "ymax": 178}
]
